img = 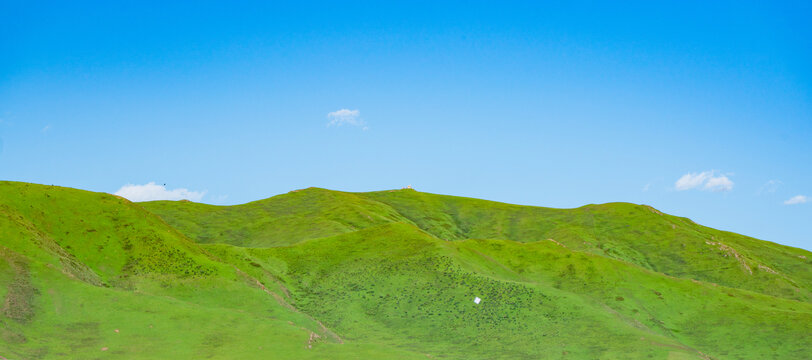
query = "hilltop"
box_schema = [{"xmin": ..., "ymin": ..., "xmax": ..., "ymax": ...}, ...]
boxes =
[
  {"xmin": 143, "ymin": 187, "xmax": 811, "ymax": 302},
  {"xmin": 2, "ymin": 182, "xmax": 811, "ymax": 359}
]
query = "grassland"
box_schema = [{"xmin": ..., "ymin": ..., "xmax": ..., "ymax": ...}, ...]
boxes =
[{"xmin": 2, "ymin": 182, "xmax": 810, "ymax": 359}]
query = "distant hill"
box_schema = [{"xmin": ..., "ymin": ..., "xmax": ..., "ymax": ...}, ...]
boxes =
[
  {"xmin": 143, "ymin": 187, "xmax": 812, "ymax": 302},
  {"xmin": 2, "ymin": 181, "xmax": 811, "ymax": 359}
]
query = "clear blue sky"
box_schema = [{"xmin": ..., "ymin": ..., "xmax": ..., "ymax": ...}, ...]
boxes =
[{"xmin": 2, "ymin": 1, "xmax": 810, "ymax": 250}]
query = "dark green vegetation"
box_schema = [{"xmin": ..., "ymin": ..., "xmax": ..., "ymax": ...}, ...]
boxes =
[{"xmin": 2, "ymin": 182, "xmax": 810, "ymax": 359}]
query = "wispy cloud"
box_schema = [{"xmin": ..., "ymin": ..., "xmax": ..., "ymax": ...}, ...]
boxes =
[
  {"xmin": 114, "ymin": 182, "xmax": 206, "ymax": 202},
  {"xmin": 784, "ymin": 195, "xmax": 808, "ymax": 205},
  {"xmin": 327, "ymin": 109, "xmax": 367, "ymax": 130},
  {"xmin": 42, "ymin": 124, "xmax": 52, "ymax": 133},
  {"xmin": 675, "ymin": 171, "xmax": 734, "ymax": 192},
  {"xmin": 642, "ymin": 183, "xmax": 651, "ymax": 192},
  {"xmin": 757, "ymin": 179, "xmax": 782, "ymax": 195}
]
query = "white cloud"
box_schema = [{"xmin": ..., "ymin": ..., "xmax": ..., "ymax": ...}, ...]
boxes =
[
  {"xmin": 114, "ymin": 182, "xmax": 206, "ymax": 202},
  {"xmin": 42, "ymin": 125, "xmax": 52, "ymax": 133},
  {"xmin": 784, "ymin": 195, "xmax": 808, "ymax": 205},
  {"xmin": 642, "ymin": 183, "xmax": 651, "ymax": 192},
  {"xmin": 704, "ymin": 175, "xmax": 734, "ymax": 192},
  {"xmin": 675, "ymin": 171, "xmax": 734, "ymax": 192},
  {"xmin": 757, "ymin": 179, "xmax": 782, "ymax": 195},
  {"xmin": 675, "ymin": 172, "xmax": 712, "ymax": 191},
  {"xmin": 327, "ymin": 109, "xmax": 366, "ymax": 129}
]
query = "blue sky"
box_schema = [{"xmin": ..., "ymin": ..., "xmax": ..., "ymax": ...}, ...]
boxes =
[{"xmin": 1, "ymin": 1, "xmax": 810, "ymax": 250}]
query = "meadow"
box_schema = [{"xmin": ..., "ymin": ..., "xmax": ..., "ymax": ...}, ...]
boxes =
[{"xmin": 1, "ymin": 182, "xmax": 810, "ymax": 359}]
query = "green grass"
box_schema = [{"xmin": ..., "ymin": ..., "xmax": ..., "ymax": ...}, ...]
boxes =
[
  {"xmin": 2, "ymin": 181, "xmax": 811, "ymax": 359},
  {"xmin": 212, "ymin": 223, "xmax": 811, "ymax": 359},
  {"xmin": 144, "ymin": 187, "xmax": 812, "ymax": 302},
  {"xmin": 0, "ymin": 182, "xmax": 424, "ymax": 359},
  {"xmin": 141, "ymin": 187, "xmax": 412, "ymax": 247}
]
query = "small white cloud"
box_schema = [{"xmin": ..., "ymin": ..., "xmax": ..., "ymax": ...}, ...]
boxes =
[
  {"xmin": 704, "ymin": 175, "xmax": 734, "ymax": 192},
  {"xmin": 642, "ymin": 183, "xmax": 651, "ymax": 192},
  {"xmin": 675, "ymin": 171, "xmax": 712, "ymax": 191},
  {"xmin": 327, "ymin": 109, "xmax": 366, "ymax": 129},
  {"xmin": 114, "ymin": 182, "xmax": 206, "ymax": 202},
  {"xmin": 757, "ymin": 180, "xmax": 782, "ymax": 195},
  {"xmin": 42, "ymin": 125, "xmax": 52, "ymax": 133},
  {"xmin": 784, "ymin": 195, "xmax": 808, "ymax": 205},
  {"xmin": 675, "ymin": 171, "xmax": 733, "ymax": 192}
]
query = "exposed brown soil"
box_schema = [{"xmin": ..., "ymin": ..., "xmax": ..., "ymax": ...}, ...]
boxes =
[
  {"xmin": 757, "ymin": 264, "xmax": 778, "ymax": 274},
  {"xmin": 547, "ymin": 238, "xmax": 566, "ymax": 247},
  {"xmin": 705, "ymin": 241, "xmax": 752, "ymax": 275},
  {"xmin": 1, "ymin": 249, "xmax": 36, "ymax": 323}
]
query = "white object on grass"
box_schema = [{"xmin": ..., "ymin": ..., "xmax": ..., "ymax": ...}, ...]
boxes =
[{"xmin": 474, "ymin": 297, "xmax": 481, "ymax": 304}]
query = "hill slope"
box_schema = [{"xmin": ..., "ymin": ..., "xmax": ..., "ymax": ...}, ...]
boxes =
[
  {"xmin": 0, "ymin": 182, "xmax": 423, "ymax": 359},
  {"xmin": 206, "ymin": 223, "xmax": 811, "ymax": 359},
  {"xmin": 143, "ymin": 188, "xmax": 812, "ymax": 302},
  {"xmin": 2, "ymin": 182, "xmax": 811, "ymax": 359},
  {"xmin": 142, "ymin": 188, "xmax": 412, "ymax": 247}
]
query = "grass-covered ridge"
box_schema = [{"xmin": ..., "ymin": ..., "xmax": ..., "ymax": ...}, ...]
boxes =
[
  {"xmin": 144, "ymin": 187, "xmax": 812, "ymax": 302},
  {"xmin": 2, "ymin": 181, "xmax": 811, "ymax": 359},
  {"xmin": 142, "ymin": 188, "xmax": 412, "ymax": 247},
  {"xmin": 0, "ymin": 182, "xmax": 423, "ymax": 359},
  {"xmin": 214, "ymin": 224, "xmax": 810, "ymax": 359}
]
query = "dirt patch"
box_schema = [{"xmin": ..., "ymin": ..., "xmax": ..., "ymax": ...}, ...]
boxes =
[
  {"xmin": 546, "ymin": 239, "xmax": 566, "ymax": 248},
  {"xmin": 644, "ymin": 205, "xmax": 663, "ymax": 215},
  {"xmin": 1, "ymin": 250, "xmax": 36, "ymax": 323},
  {"xmin": 705, "ymin": 241, "xmax": 752, "ymax": 275},
  {"xmin": 306, "ymin": 331, "xmax": 321, "ymax": 348}
]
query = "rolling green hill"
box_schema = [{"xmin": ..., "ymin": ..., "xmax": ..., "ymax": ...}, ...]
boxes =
[
  {"xmin": 143, "ymin": 187, "xmax": 812, "ymax": 302},
  {"xmin": 2, "ymin": 181, "xmax": 811, "ymax": 359}
]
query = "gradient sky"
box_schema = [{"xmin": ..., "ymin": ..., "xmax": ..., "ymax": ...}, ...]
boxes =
[{"xmin": 2, "ymin": 1, "xmax": 810, "ymax": 250}]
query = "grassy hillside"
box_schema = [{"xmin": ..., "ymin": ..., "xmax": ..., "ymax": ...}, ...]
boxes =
[
  {"xmin": 362, "ymin": 190, "xmax": 812, "ymax": 302},
  {"xmin": 143, "ymin": 188, "xmax": 812, "ymax": 302},
  {"xmin": 142, "ymin": 188, "xmax": 412, "ymax": 247},
  {"xmin": 0, "ymin": 182, "xmax": 423, "ymax": 359},
  {"xmin": 2, "ymin": 182, "xmax": 811, "ymax": 359},
  {"xmin": 208, "ymin": 223, "xmax": 809, "ymax": 359}
]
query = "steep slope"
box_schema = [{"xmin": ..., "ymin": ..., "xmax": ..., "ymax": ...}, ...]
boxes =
[
  {"xmin": 0, "ymin": 182, "xmax": 223, "ymax": 283},
  {"xmin": 0, "ymin": 182, "xmax": 424, "ymax": 359},
  {"xmin": 2, "ymin": 182, "xmax": 811, "ymax": 359},
  {"xmin": 141, "ymin": 187, "xmax": 411, "ymax": 247},
  {"xmin": 361, "ymin": 190, "xmax": 812, "ymax": 302},
  {"xmin": 144, "ymin": 187, "xmax": 812, "ymax": 302},
  {"xmin": 205, "ymin": 223, "xmax": 812, "ymax": 359}
]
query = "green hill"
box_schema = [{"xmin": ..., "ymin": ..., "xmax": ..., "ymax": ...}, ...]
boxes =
[
  {"xmin": 143, "ymin": 188, "xmax": 812, "ymax": 302},
  {"xmin": 2, "ymin": 182, "xmax": 811, "ymax": 359},
  {"xmin": 141, "ymin": 188, "xmax": 411, "ymax": 247}
]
